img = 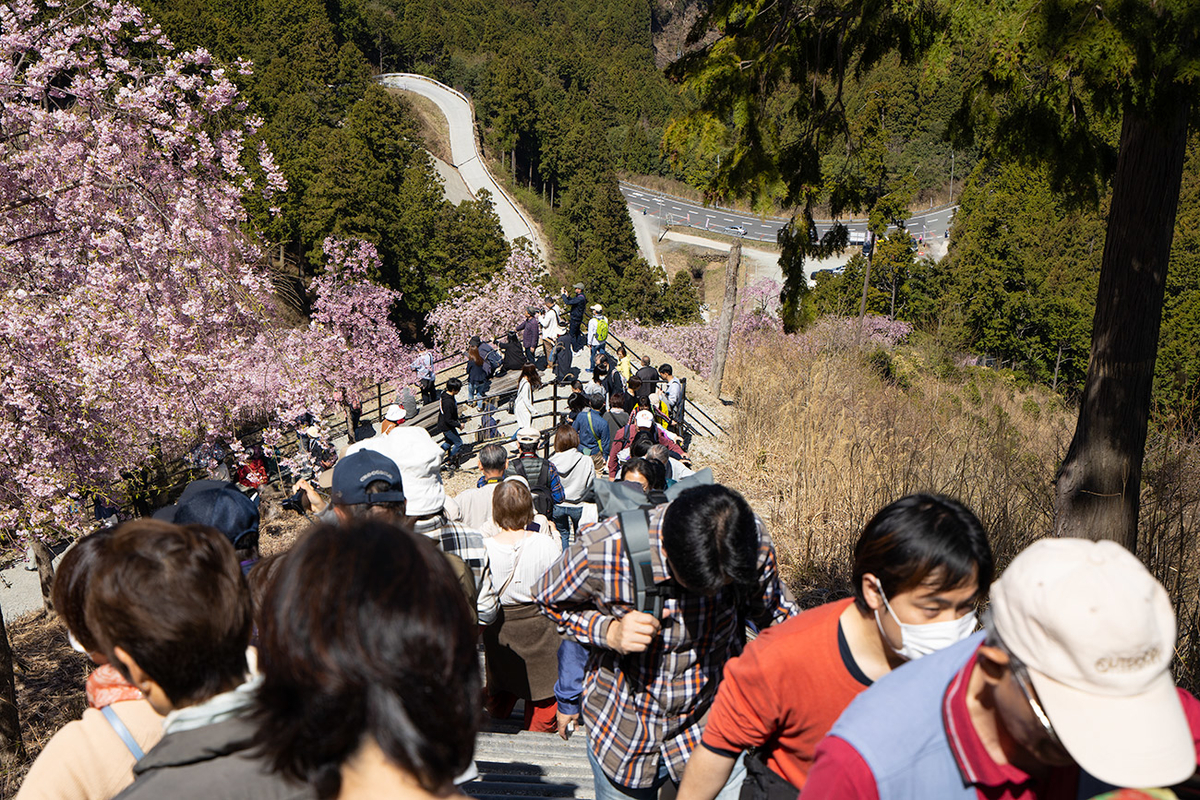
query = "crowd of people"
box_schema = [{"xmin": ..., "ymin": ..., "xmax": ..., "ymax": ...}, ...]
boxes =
[{"xmin": 15, "ymin": 282, "xmax": 1200, "ymax": 800}]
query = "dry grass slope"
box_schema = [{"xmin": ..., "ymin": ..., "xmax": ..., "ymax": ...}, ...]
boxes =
[{"xmin": 725, "ymin": 332, "xmax": 1200, "ymax": 689}]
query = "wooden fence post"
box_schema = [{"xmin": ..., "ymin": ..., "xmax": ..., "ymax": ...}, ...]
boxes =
[{"xmin": 710, "ymin": 241, "xmax": 741, "ymax": 399}]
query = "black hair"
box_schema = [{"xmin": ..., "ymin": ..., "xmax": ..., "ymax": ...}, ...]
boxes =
[
  {"xmin": 631, "ymin": 429, "xmax": 656, "ymax": 457},
  {"xmin": 660, "ymin": 485, "xmax": 759, "ymax": 598},
  {"xmin": 659, "ymin": 364, "xmax": 673, "ymax": 376},
  {"xmin": 851, "ymin": 493, "xmax": 993, "ymax": 612},
  {"xmin": 479, "ymin": 444, "xmax": 508, "ymax": 473},
  {"xmin": 52, "ymin": 528, "xmax": 116, "ymax": 653},
  {"xmin": 567, "ymin": 393, "xmax": 587, "ymax": 413},
  {"xmin": 622, "ymin": 457, "xmax": 667, "ymax": 492},
  {"xmin": 570, "ymin": 380, "xmax": 583, "ymax": 392},
  {"xmin": 446, "ymin": 377, "xmax": 462, "ymax": 393},
  {"xmin": 253, "ymin": 522, "xmax": 479, "ymax": 798},
  {"xmin": 589, "ymin": 394, "xmax": 606, "ymax": 411}
]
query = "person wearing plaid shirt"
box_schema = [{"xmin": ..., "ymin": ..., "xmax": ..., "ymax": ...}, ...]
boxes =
[
  {"xmin": 535, "ymin": 484, "xmax": 799, "ymax": 800},
  {"xmin": 412, "ymin": 513, "xmax": 499, "ymax": 626}
]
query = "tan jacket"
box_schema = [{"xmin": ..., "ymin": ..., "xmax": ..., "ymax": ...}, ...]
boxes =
[{"xmin": 17, "ymin": 699, "xmax": 164, "ymax": 800}]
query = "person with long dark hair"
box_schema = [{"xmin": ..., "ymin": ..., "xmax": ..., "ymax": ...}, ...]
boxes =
[
  {"xmin": 514, "ymin": 363, "xmax": 541, "ymax": 433},
  {"xmin": 254, "ymin": 521, "xmax": 480, "ymax": 800}
]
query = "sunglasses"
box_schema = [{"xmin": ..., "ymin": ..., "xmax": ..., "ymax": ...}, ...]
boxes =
[{"xmin": 1010, "ymin": 657, "xmax": 1065, "ymax": 750}]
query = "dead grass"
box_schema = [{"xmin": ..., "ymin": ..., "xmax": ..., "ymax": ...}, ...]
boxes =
[
  {"xmin": 727, "ymin": 338, "xmax": 1072, "ymax": 602},
  {"xmin": 389, "ymin": 89, "xmax": 453, "ymax": 164},
  {"xmin": 725, "ymin": 332, "xmax": 1200, "ymax": 690},
  {"xmin": 0, "ymin": 609, "xmax": 90, "ymax": 796}
]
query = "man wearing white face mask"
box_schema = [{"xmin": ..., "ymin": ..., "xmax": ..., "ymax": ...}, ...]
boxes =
[{"xmin": 677, "ymin": 494, "xmax": 993, "ymax": 800}]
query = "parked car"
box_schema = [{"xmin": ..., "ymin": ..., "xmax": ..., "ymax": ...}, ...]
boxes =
[{"xmin": 727, "ymin": 225, "xmax": 746, "ymax": 236}]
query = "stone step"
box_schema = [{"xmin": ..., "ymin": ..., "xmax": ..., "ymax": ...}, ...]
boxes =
[{"xmin": 467, "ymin": 706, "xmax": 595, "ymax": 800}]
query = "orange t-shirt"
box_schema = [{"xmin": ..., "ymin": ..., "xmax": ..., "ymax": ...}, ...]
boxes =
[{"xmin": 702, "ymin": 598, "xmax": 869, "ymax": 790}]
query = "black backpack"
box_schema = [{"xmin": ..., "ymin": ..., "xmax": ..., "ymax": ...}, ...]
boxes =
[
  {"xmin": 508, "ymin": 457, "xmax": 554, "ymax": 516},
  {"xmin": 593, "ymin": 468, "xmax": 714, "ymax": 617}
]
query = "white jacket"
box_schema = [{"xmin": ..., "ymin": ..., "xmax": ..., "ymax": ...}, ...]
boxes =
[
  {"xmin": 515, "ymin": 377, "xmax": 535, "ymax": 430},
  {"xmin": 549, "ymin": 448, "xmax": 596, "ymax": 503},
  {"xmin": 539, "ymin": 306, "xmax": 562, "ymax": 340}
]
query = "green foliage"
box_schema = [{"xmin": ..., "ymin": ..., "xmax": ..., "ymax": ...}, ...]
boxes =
[
  {"xmin": 662, "ymin": 270, "xmax": 702, "ymax": 324},
  {"xmin": 936, "ymin": 162, "xmax": 1101, "ymax": 393},
  {"xmin": 1155, "ymin": 134, "xmax": 1200, "ymax": 418},
  {"xmin": 664, "ymin": 0, "xmax": 958, "ymax": 329},
  {"xmin": 139, "ymin": 0, "xmax": 509, "ymax": 334}
]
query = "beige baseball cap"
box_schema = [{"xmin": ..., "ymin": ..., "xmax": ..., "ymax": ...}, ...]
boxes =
[{"xmin": 990, "ymin": 538, "xmax": 1193, "ymax": 788}]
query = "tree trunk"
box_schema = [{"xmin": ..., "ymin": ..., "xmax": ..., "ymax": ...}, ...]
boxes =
[
  {"xmin": 0, "ymin": 600, "xmax": 24, "ymax": 766},
  {"xmin": 710, "ymin": 241, "xmax": 742, "ymax": 398},
  {"xmin": 855, "ymin": 248, "xmax": 874, "ymax": 346},
  {"xmin": 511, "ymin": 148, "xmax": 516, "ymax": 179},
  {"xmin": 1054, "ymin": 101, "xmax": 1192, "ymax": 549},
  {"xmin": 1052, "ymin": 343, "xmax": 1063, "ymax": 391},
  {"xmin": 32, "ymin": 539, "xmax": 55, "ymax": 611}
]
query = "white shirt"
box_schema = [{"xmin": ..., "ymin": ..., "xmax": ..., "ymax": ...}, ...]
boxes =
[
  {"xmin": 454, "ymin": 481, "xmax": 499, "ymax": 530},
  {"xmin": 587, "ymin": 317, "xmax": 600, "ymax": 346},
  {"xmin": 539, "ymin": 306, "xmax": 561, "ymax": 339},
  {"xmin": 483, "ymin": 527, "xmax": 562, "ymax": 605}
]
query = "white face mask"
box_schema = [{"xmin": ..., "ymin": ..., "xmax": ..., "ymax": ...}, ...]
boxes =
[
  {"xmin": 67, "ymin": 631, "xmax": 88, "ymax": 655},
  {"xmin": 873, "ymin": 580, "xmax": 977, "ymax": 660}
]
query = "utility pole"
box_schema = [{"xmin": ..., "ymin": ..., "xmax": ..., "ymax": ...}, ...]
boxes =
[
  {"xmin": 710, "ymin": 241, "xmax": 741, "ymax": 398},
  {"xmin": 949, "ymin": 150, "xmax": 955, "ymax": 205}
]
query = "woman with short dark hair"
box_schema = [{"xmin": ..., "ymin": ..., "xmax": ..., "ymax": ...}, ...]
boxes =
[
  {"xmin": 481, "ymin": 481, "xmax": 563, "ymax": 733},
  {"xmin": 254, "ymin": 521, "xmax": 479, "ymax": 799}
]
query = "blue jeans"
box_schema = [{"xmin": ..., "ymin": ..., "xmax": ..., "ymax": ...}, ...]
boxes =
[
  {"xmin": 586, "ymin": 738, "xmax": 746, "ymax": 800},
  {"xmin": 468, "ymin": 379, "xmax": 489, "ymax": 409},
  {"xmin": 589, "ymin": 343, "xmax": 608, "ymax": 372},
  {"xmin": 552, "ymin": 505, "xmax": 583, "ymax": 549},
  {"xmin": 441, "ymin": 428, "xmax": 463, "ymax": 459}
]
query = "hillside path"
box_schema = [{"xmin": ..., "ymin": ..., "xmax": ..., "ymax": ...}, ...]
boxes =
[{"xmin": 378, "ymin": 73, "xmax": 546, "ymax": 257}]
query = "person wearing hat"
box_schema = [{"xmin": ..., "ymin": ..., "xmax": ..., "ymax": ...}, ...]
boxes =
[
  {"xmin": 380, "ymin": 403, "xmax": 406, "ymax": 435},
  {"xmin": 607, "ymin": 408, "xmax": 687, "ymax": 477},
  {"xmin": 516, "ymin": 306, "xmax": 542, "ymax": 363},
  {"xmin": 325, "ymin": 450, "xmax": 409, "ymax": 526},
  {"xmin": 560, "ymin": 283, "xmax": 587, "ymax": 352},
  {"xmin": 506, "ymin": 427, "xmax": 565, "ymax": 520},
  {"xmin": 586, "ymin": 304, "xmax": 609, "ymax": 374},
  {"xmin": 803, "ymin": 538, "xmax": 1200, "ymax": 799},
  {"xmin": 174, "ymin": 486, "xmax": 263, "ymax": 577}
]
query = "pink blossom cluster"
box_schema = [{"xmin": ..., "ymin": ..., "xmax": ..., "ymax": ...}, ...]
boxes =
[
  {"xmin": 613, "ymin": 309, "xmax": 910, "ymax": 380},
  {"xmin": 426, "ymin": 247, "xmax": 544, "ymax": 347},
  {"xmin": 0, "ymin": 3, "xmax": 408, "ymax": 539}
]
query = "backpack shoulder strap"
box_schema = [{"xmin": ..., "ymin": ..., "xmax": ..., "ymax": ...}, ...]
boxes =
[
  {"xmin": 617, "ymin": 508, "xmax": 661, "ymax": 616},
  {"xmin": 100, "ymin": 705, "xmax": 145, "ymax": 761},
  {"xmin": 536, "ymin": 457, "xmax": 549, "ymax": 488}
]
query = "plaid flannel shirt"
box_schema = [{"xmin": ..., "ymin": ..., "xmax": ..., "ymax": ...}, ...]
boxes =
[
  {"xmin": 413, "ymin": 514, "xmax": 499, "ymax": 625},
  {"xmin": 534, "ymin": 504, "xmax": 798, "ymax": 788}
]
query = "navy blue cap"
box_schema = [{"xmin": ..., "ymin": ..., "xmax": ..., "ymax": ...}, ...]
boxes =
[
  {"xmin": 175, "ymin": 486, "xmax": 260, "ymax": 549},
  {"xmin": 332, "ymin": 450, "xmax": 406, "ymax": 506}
]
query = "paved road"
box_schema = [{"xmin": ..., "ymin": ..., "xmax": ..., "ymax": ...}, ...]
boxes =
[
  {"xmin": 378, "ymin": 73, "xmax": 546, "ymax": 256},
  {"xmin": 619, "ymin": 180, "xmax": 957, "ymax": 245}
]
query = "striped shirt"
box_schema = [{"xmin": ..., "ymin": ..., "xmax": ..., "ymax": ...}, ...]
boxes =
[{"xmin": 534, "ymin": 504, "xmax": 798, "ymax": 788}]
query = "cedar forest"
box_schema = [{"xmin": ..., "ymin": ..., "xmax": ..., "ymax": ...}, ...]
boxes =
[{"xmin": 139, "ymin": 0, "xmax": 1200, "ymax": 418}]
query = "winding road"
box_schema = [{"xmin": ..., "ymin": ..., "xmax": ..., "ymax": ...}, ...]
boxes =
[
  {"xmin": 620, "ymin": 180, "xmax": 958, "ymax": 246},
  {"xmin": 377, "ymin": 73, "xmax": 546, "ymax": 257}
]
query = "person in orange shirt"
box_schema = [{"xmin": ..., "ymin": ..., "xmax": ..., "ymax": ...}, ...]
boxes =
[{"xmin": 676, "ymin": 494, "xmax": 994, "ymax": 800}]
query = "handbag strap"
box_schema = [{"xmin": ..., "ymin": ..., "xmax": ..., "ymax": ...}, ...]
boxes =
[{"xmin": 101, "ymin": 705, "xmax": 145, "ymax": 760}]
